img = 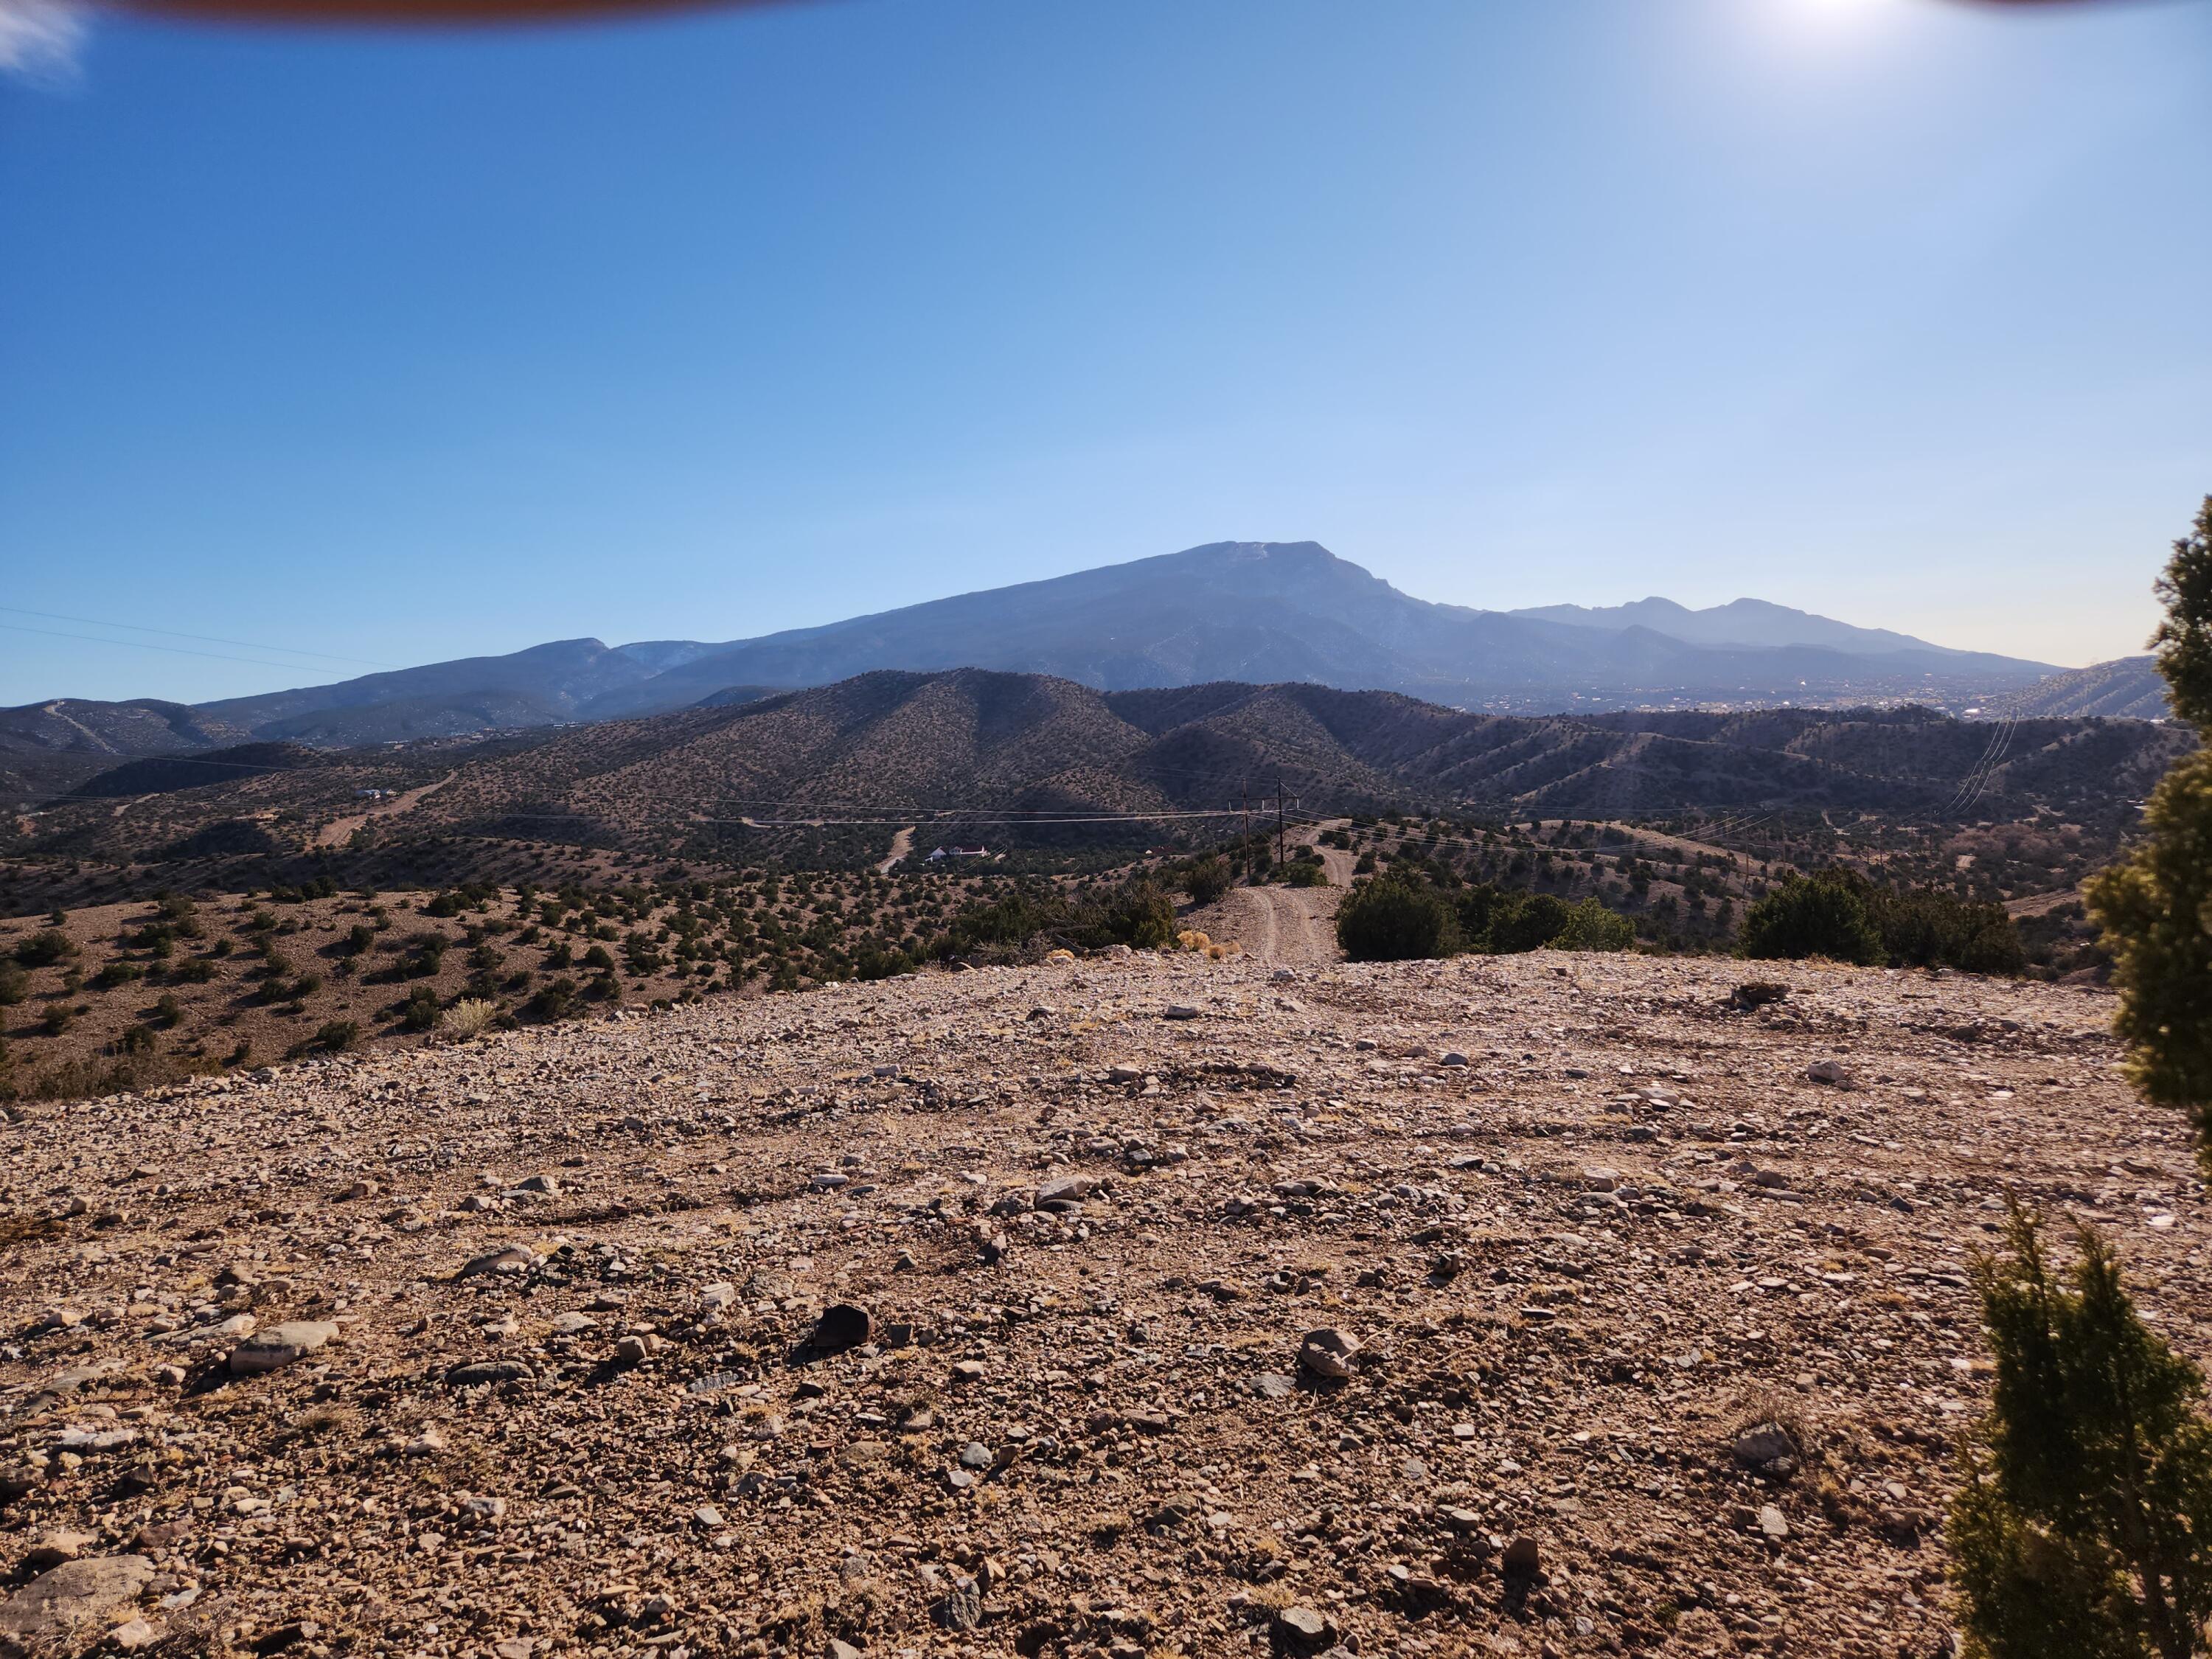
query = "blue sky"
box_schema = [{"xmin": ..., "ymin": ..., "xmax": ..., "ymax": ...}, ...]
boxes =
[{"xmin": 2, "ymin": 0, "xmax": 2208, "ymax": 705}]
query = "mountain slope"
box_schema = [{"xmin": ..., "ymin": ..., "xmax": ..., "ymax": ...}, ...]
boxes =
[
  {"xmin": 577, "ymin": 542, "xmax": 2056, "ymax": 720},
  {"xmin": 13, "ymin": 670, "xmax": 2190, "ymax": 875},
  {"xmin": 390, "ymin": 671, "xmax": 2191, "ymax": 843},
  {"xmin": 70, "ymin": 742, "xmax": 324, "ymax": 799},
  {"xmin": 1507, "ymin": 595, "xmax": 1979, "ymax": 658},
  {"xmin": 0, "ymin": 698, "xmax": 255, "ymax": 801},
  {"xmin": 12, "ymin": 544, "xmax": 2066, "ymax": 755},
  {"xmin": 196, "ymin": 639, "xmax": 664, "ymax": 743},
  {"xmin": 1983, "ymin": 656, "xmax": 2169, "ymax": 720}
]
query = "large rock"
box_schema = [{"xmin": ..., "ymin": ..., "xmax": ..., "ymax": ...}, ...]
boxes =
[
  {"xmin": 459, "ymin": 1244, "xmax": 538, "ymax": 1279},
  {"xmin": 1731, "ymin": 1421, "xmax": 1800, "ymax": 1472},
  {"xmin": 807, "ymin": 1304, "xmax": 873, "ymax": 1354},
  {"xmin": 1298, "ymin": 1328, "xmax": 1361, "ymax": 1381},
  {"xmin": 229, "ymin": 1321, "xmax": 339, "ymax": 1375},
  {"xmin": 0, "ymin": 1555, "xmax": 153, "ymax": 1653}
]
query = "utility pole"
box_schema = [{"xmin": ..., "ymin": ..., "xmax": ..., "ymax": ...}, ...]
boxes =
[
  {"xmin": 1242, "ymin": 781, "xmax": 1249, "ymax": 849},
  {"xmin": 1276, "ymin": 778, "xmax": 1285, "ymax": 867}
]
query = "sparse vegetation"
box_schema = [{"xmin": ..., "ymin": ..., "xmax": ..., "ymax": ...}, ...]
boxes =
[
  {"xmin": 445, "ymin": 997, "xmax": 497, "ymax": 1039},
  {"xmin": 1951, "ymin": 1200, "xmax": 2212, "ymax": 1659},
  {"xmin": 2090, "ymin": 496, "xmax": 2212, "ymax": 1161}
]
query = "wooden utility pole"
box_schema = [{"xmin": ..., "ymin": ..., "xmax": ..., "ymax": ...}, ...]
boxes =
[{"xmin": 1276, "ymin": 778, "xmax": 1285, "ymax": 866}]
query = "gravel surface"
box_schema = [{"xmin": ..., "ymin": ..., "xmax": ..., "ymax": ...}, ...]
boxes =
[{"xmin": 0, "ymin": 950, "xmax": 2199, "ymax": 1659}]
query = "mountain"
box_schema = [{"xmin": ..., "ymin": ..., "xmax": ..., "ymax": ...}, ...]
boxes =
[
  {"xmin": 70, "ymin": 742, "xmax": 324, "ymax": 800},
  {"xmin": 573, "ymin": 541, "xmax": 2057, "ymax": 721},
  {"xmin": 0, "ymin": 698, "xmax": 254, "ymax": 801},
  {"xmin": 1506, "ymin": 595, "xmax": 1975, "ymax": 658},
  {"xmin": 1983, "ymin": 656, "xmax": 2169, "ymax": 721},
  {"xmin": 14, "ymin": 669, "xmax": 2188, "ymax": 878},
  {"xmin": 194, "ymin": 638, "xmax": 672, "ymax": 745},
  {"xmin": 7, "ymin": 543, "xmax": 2076, "ymax": 768}
]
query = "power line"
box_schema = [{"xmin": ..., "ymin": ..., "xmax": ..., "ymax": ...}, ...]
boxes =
[
  {"xmin": 0, "ymin": 606, "xmax": 396, "ymax": 669},
  {"xmin": 0, "ymin": 623, "xmax": 352, "ymax": 678}
]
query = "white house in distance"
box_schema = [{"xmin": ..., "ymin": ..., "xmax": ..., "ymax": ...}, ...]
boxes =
[{"xmin": 925, "ymin": 845, "xmax": 990, "ymax": 862}]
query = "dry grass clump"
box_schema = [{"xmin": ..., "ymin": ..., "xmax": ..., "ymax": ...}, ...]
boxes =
[{"xmin": 445, "ymin": 998, "xmax": 497, "ymax": 1039}]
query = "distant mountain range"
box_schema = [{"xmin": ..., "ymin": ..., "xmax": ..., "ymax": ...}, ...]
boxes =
[
  {"xmin": 1, "ymin": 541, "xmax": 2107, "ymax": 799},
  {"xmin": 21, "ymin": 670, "xmax": 2191, "ymax": 883},
  {"xmin": 1982, "ymin": 655, "xmax": 2168, "ymax": 721}
]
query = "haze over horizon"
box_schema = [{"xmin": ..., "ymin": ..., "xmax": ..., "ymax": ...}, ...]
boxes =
[{"xmin": 4, "ymin": 0, "xmax": 2209, "ymax": 706}]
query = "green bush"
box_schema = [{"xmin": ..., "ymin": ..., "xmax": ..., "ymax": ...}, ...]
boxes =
[
  {"xmin": 1552, "ymin": 897, "xmax": 1635, "ymax": 953},
  {"xmin": 1745, "ymin": 867, "xmax": 2026, "ymax": 973},
  {"xmin": 1090, "ymin": 880, "xmax": 1177, "ymax": 950},
  {"xmin": 1740, "ymin": 871, "xmax": 1887, "ymax": 966},
  {"xmin": 1276, "ymin": 860, "xmax": 1329, "ymax": 888},
  {"xmin": 1951, "ymin": 1200, "xmax": 2212, "ymax": 1657},
  {"xmin": 1486, "ymin": 891, "xmax": 1573, "ymax": 955},
  {"xmin": 1877, "ymin": 887, "xmax": 2026, "ymax": 975},
  {"xmin": 13, "ymin": 930, "xmax": 76, "ymax": 968},
  {"xmin": 1336, "ymin": 877, "xmax": 1461, "ymax": 961},
  {"xmin": 0, "ymin": 963, "xmax": 26, "ymax": 1006},
  {"xmin": 2090, "ymin": 498, "xmax": 2212, "ymax": 1156},
  {"xmin": 527, "ymin": 975, "xmax": 580, "ymax": 1021},
  {"xmin": 1183, "ymin": 857, "xmax": 1233, "ymax": 906},
  {"xmin": 316, "ymin": 1020, "xmax": 361, "ymax": 1052}
]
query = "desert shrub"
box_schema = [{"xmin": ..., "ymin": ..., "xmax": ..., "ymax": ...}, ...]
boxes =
[
  {"xmin": 170, "ymin": 958, "xmax": 215, "ymax": 984},
  {"xmin": 2092, "ymin": 497, "xmax": 2212, "ymax": 1159},
  {"xmin": 1336, "ymin": 877, "xmax": 1461, "ymax": 961},
  {"xmin": 153, "ymin": 994, "xmax": 182, "ymax": 1029},
  {"xmin": 91, "ymin": 961, "xmax": 145, "ymax": 990},
  {"xmin": 1485, "ymin": 891, "xmax": 1574, "ymax": 955},
  {"xmin": 13, "ymin": 930, "xmax": 76, "ymax": 968},
  {"xmin": 398, "ymin": 985, "xmax": 442, "ymax": 1032},
  {"xmin": 1876, "ymin": 887, "xmax": 2026, "ymax": 975},
  {"xmin": 1276, "ymin": 860, "xmax": 1329, "ymax": 888},
  {"xmin": 400, "ymin": 932, "xmax": 449, "ymax": 979},
  {"xmin": 1950, "ymin": 1200, "xmax": 2212, "ymax": 1658},
  {"xmin": 526, "ymin": 976, "xmax": 580, "ymax": 1021},
  {"xmin": 316, "ymin": 1020, "xmax": 361, "ymax": 1052},
  {"xmin": 0, "ymin": 963, "xmax": 26, "ymax": 1006},
  {"xmin": 1552, "ymin": 897, "xmax": 1635, "ymax": 953},
  {"xmin": 1740, "ymin": 870, "xmax": 1886, "ymax": 966},
  {"xmin": 1184, "ymin": 857, "xmax": 1233, "ymax": 906},
  {"xmin": 446, "ymin": 998, "xmax": 496, "ymax": 1039},
  {"xmin": 1745, "ymin": 867, "xmax": 2025, "ymax": 973},
  {"xmin": 1086, "ymin": 880, "xmax": 1178, "ymax": 950}
]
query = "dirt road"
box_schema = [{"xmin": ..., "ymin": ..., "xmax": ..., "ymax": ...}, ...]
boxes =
[
  {"xmin": 1201, "ymin": 816, "xmax": 1353, "ymax": 966},
  {"xmin": 314, "ymin": 771, "xmax": 455, "ymax": 848},
  {"xmin": 877, "ymin": 826, "xmax": 916, "ymax": 875}
]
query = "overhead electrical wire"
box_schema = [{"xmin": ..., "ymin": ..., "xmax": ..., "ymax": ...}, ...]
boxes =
[{"xmin": 0, "ymin": 606, "xmax": 397, "ymax": 669}]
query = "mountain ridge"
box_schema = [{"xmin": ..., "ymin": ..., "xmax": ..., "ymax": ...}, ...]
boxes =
[{"xmin": 5, "ymin": 543, "xmax": 2077, "ymax": 773}]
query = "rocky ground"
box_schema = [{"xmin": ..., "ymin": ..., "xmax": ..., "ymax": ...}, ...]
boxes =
[{"xmin": 0, "ymin": 949, "xmax": 2201, "ymax": 1659}]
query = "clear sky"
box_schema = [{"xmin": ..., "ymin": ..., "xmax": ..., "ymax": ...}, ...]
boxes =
[{"xmin": 2, "ymin": 0, "xmax": 2208, "ymax": 706}]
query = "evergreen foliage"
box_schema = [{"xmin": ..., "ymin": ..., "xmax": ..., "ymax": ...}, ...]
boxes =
[
  {"xmin": 2090, "ymin": 498, "xmax": 2212, "ymax": 1162},
  {"xmin": 1951, "ymin": 1200, "xmax": 2212, "ymax": 1659}
]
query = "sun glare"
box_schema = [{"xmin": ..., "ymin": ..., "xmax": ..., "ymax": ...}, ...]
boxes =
[{"xmin": 1788, "ymin": 0, "xmax": 1900, "ymax": 29}]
